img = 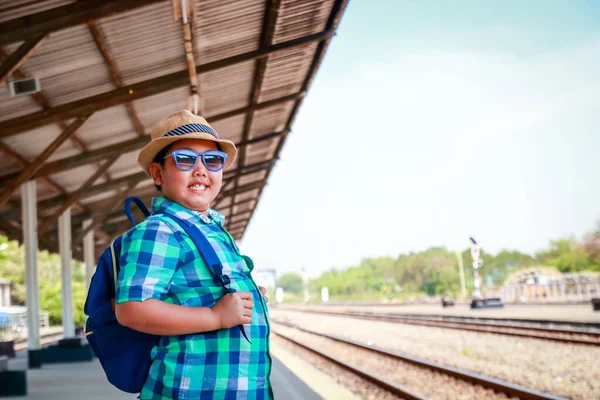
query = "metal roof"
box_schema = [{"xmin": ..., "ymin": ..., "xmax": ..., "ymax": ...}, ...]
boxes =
[{"xmin": 0, "ymin": 0, "xmax": 348, "ymax": 260}]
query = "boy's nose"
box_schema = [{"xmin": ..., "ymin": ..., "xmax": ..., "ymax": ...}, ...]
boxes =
[{"xmin": 193, "ymin": 160, "xmax": 208, "ymax": 176}]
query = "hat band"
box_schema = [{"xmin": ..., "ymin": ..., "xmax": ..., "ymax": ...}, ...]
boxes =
[{"xmin": 163, "ymin": 123, "xmax": 218, "ymax": 139}]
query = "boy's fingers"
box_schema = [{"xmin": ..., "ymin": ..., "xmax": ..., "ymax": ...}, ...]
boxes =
[
  {"xmin": 258, "ymin": 286, "xmax": 267, "ymax": 295},
  {"xmin": 243, "ymin": 300, "xmax": 254, "ymax": 309},
  {"xmin": 237, "ymin": 291, "xmax": 253, "ymax": 300}
]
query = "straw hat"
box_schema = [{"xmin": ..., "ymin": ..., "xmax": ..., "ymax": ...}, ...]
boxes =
[{"xmin": 137, "ymin": 110, "xmax": 237, "ymax": 175}]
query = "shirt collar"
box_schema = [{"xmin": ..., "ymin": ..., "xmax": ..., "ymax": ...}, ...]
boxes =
[{"xmin": 151, "ymin": 197, "xmax": 225, "ymax": 226}]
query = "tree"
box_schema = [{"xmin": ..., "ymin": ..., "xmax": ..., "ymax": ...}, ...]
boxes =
[
  {"xmin": 277, "ymin": 273, "xmax": 303, "ymax": 296},
  {"xmin": 582, "ymin": 221, "xmax": 600, "ymax": 268},
  {"xmin": 0, "ymin": 236, "xmax": 88, "ymax": 326},
  {"xmin": 537, "ymin": 238, "xmax": 592, "ymax": 273}
]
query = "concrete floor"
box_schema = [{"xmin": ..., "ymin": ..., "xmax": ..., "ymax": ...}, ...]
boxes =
[{"xmin": 4, "ymin": 352, "xmax": 321, "ymax": 400}]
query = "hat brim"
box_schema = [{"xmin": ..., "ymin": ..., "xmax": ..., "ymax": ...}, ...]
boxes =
[{"xmin": 138, "ymin": 132, "xmax": 237, "ymax": 175}]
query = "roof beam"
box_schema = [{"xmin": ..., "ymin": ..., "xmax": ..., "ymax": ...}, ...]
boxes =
[
  {"xmin": 0, "ymin": 29, "xmax": 333, "ymax": 138},
  {"xmin": 73, "ymin": 181, "xmax": 139, "ymax": 243},
  {"xmin": 30, "ymin": 136, "xmax": 148, "ymax": 179},
  {"xmin": 0, "ymin": 141, "xmax": 66, "ymax": 199},
  {"xmin": 0, "ymin": 33, "xmax": 47, "ymax": 83},
  {"xmin": 37, "ymin": 155, "xmax": 120, "ymax": 235},
  {"xmin": 0, "ymin": 0, "xmax": 167, "ymax": 45},
  {"xmin": 87, "ymin": 20, "xmax": 145, "ymax": 137},
  {"xmin": 0, "ymin": 216, "xmax": 61, "ymax": 256},
  {"xmin": 0, "ymin": 114, "xmax": 91, "ymax": 209}
]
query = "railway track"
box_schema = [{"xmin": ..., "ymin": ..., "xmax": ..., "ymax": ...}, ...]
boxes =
[
  {"xmin": 272, "ymin": 320, "xmax": 565, "ymax": 400},
  {"xmin": 287, "ymin": 309, "xmax": 600, "ymax": 346}
]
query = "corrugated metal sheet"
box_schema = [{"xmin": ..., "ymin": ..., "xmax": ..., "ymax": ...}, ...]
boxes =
[
  {"xmin": 16, "ymin": 25, "xmax": 116, "ymax": 106},
  {"xmin": 6, "ymin": 124, "xmax": 62, "ymax": 160},
  {"xmin": 198, "ymin": 60, "xmax": 255, "ymax": 116},
  {"xmin": 0, "ymin": 59, "xmax": 43, "ymax": 121},
  {"xmin": 134, "ymin": 86, "xmax": 189, "ymax": 131},
  {"xmin": 50, "ymin": 164, "xmax": 104, "ymax": 193},
  {"xmin": 76, "ymin": 106, "xmax": 137, "ymax": 148},
  {"xmin": 36, "ymin": 179, "xmax": 63, "ymax": 202},
  {"xmin": 238, "ymin": 170, "xmax": 267, "ymax": 187},
  {"xmin": 194, "ymin": 0, "xmax": 263, "ymax": 64},
  {"xmin": 249, "ymin": 101, "xmax": 295, "ymax": 137},
  {"xmin": 0, "ymin": 0, "xmax": 75, "ymax": 23},
  {"xmin": 107, "ymin": 150, "xmax": 144, "ymax": 179},
  {"xmin": 210, "ymin": 114, "xmax": 246, "ymax": 144},
  {"xmin": 98, "ymin": 2, "xmax": 187, "ymax": 86},
  {"xmin": 258, "ymin": 43, "xmax": 319, "ymax": 103},
  {"xmin": 273, "ymin": 0, "xmax": 333, "ymax": 44}
]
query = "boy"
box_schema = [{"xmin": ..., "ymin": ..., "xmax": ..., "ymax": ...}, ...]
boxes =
[{"xmin": 115, "ymin": 110, "xmax": 273, "ymax": 400}]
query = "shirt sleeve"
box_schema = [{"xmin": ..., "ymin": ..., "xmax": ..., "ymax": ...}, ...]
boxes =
[{"xmin": 115, "ymin": 217, "xmax": 183, "ymax": 303}]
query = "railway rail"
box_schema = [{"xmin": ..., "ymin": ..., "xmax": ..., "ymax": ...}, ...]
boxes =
[
  {"xmin": 272, "ymin": 320, "xmax": 565, "ymax": 400},
  {"xmin": 286, "ymin": 309, "xmax": 600, "ymax": 346}
]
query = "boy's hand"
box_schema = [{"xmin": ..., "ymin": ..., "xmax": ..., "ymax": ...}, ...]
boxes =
[
  {"xmin": 212, "ymin": 291, "xmax": 253, "ymax": 329},
  {"xmin": 258, "ymin": 286, "xmax": 269, "ymax": 303}
]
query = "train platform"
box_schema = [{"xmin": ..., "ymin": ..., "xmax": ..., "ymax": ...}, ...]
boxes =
[{"xmin": 2, "ymin": 340, "xmax": 355, "ymax": 400}]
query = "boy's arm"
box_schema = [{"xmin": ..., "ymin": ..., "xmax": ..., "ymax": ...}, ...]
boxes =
[
  {"xmin": 116, "ymin": 291, "xmax": 254, "ymax": 335},
  {"xmin": 115, "ymin": 218, "xmax": 253, "ymax": 335}
]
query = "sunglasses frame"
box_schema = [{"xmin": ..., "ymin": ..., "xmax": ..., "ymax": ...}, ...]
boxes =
[{"xmin": 164, "ymin": 149, "xmax": 228, "ymax": 172}]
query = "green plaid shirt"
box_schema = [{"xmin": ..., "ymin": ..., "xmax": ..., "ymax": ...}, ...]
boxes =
[{"xmin": 115, "ymin": 198, "xmax": 273, "ymax": 400}]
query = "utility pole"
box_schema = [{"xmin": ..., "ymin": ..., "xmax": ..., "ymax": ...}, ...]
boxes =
[
  {"xmin": 456, "ymin": 250, "xmax": 467, "ymax": 298},
  {"xmin": 301, "ymin": 266, "xmax": 309, "ymax": 303}
]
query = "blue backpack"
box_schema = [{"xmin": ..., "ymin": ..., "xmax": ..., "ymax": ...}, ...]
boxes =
[{"xmin": 84, "ymin": 197, "xmax": 247, "ymax": 393}]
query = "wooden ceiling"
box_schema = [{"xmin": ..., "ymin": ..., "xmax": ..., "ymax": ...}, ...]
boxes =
[{"xmin": 0, "ymin": 0, "xmax": 348, "ymax": 259}]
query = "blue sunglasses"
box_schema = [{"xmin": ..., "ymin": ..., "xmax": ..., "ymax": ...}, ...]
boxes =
[{"xmin": 164, "ymin": 149, "xmax": 228, "ymax": 172}]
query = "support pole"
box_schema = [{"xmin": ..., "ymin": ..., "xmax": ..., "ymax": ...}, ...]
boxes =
[
  {"xmin": 83, "ymin": 219, "xmax": 95, "ymax": 291},
  {"xmin": 22, "ymin": 180, "xmax": 41, "ymax": 368},
  {"xmin": 456, "ymin": 250, "xmax": 466, "ymax": 298},
  {"xmin": 1, "ymin": 283, "xmax": 9, "ymax": 306},
  {"xmin": 59, "ymin": 208, "xmax": 74, "ymax": 338}
]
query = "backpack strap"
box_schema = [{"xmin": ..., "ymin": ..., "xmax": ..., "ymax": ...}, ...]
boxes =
[
  {"xmin": 124, "ymin": 197, "xmax": 151, "ymax": 226},
  {"xmin": 166, "ymin": 216, "xmax": 230, "ymax": 289},
  {"xmin": 165, "ymin": 215, "xmax": 251, "ymax": 343}
]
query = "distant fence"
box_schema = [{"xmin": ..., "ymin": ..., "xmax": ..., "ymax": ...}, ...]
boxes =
[
  {"xmin": 486, "ymin": 281, "xmax": 600, "ymax": 303},
  {"xmin": 0, "ymin": 311, "xmax": 50, "ymax": 331}
]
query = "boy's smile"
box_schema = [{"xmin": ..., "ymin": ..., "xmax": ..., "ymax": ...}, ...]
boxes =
[{"xmin": 149, "ymin": 138, "xmax": 223, "ymax": 215}]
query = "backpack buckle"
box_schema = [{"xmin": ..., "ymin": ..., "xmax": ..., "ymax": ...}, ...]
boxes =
[{"xmin": 220, "ymin": 275, "xmax": 230, "ymax": 286}]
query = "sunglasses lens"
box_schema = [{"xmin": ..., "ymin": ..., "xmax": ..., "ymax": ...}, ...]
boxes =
[
  {"xmin": 204, "ymin": 153, "xmax": 225, "ymax": 171},
  {"xmin": 174, "ymin": 152, "xmax": 197, "ymax": 170}
]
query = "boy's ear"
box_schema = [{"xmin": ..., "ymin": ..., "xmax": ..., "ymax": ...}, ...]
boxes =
[{"xmin": 148, "ymin": 163, "xmax": 163, "ymax": 186}]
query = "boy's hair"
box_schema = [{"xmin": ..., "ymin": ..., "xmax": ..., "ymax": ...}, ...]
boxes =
[
  {"xmin": 152, "ymin": 144, "xmax": 172, "ymax": 192},
  {"xmin": 151, "ymin": 141, "xmax": 222, "ymax": 192}
]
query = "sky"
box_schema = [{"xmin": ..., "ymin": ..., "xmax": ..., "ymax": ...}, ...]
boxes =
[{"xmin": 241, "ymin": 0, "xmax": 600, "ymax": 281}]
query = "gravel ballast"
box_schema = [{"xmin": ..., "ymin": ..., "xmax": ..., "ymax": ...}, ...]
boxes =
[
  {"xmin": 273, "ymin": 324, "xmax": 512, "ymax": 400},
  {"xmin": 270, "ymin": 309, "xmax": 600, "ymax": 400}
]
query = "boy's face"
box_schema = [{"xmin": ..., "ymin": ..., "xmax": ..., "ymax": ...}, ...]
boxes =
[{"xmin": 149, "ymin": 138, "xmax": 223, "ymax": 214}]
